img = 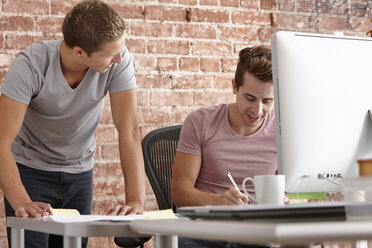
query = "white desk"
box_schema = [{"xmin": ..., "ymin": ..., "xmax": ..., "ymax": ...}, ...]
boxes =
[
  {"xmin": 6, "ymin": 216, "xmax": 150, "ymax": 248},
  {"xmin": 130, "ymin": 218, "xmax": 372, "ymax": 247},
  {"xmin": 8, "ymin": 216, "xmax": 372, "ymax": 248}
]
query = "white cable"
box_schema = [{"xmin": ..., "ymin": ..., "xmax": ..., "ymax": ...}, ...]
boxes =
[
  {"xmin": 287, "ymin": 175, "xmax": 310, "ymax": 199},
  {"xmin": 317, "ymin": 174, "xmax": 341, "ymax": 186}
]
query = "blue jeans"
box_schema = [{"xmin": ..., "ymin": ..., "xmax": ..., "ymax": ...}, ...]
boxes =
[
  {"xmin": 5, "ymin": 163, "xmax": 93, "ymax": 248},
  {"xmin": 179, "ymin": 237, "xmax": 273, "ymax": 248}
]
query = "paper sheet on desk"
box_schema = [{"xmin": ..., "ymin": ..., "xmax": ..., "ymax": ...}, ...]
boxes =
[
  {"xmin": 50, "ymin": 208, "xmax": 80, "ymax": 216},
  {"xmin": 47, "ymin": 209, "xmax": 177, "ymax": 223},
  {"xmin": 47, "ymin": 215, "xmax": 147, "ymax": 223},
  {"xmin": 143, "ymin": 209, "xmax": 178, "ymax": 219}
]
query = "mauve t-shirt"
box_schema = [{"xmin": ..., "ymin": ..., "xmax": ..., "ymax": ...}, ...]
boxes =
[{"xmin": 177, "ymin": 103, "xmax": 277, "ymax": 194}]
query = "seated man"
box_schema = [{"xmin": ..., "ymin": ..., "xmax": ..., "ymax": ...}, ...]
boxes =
[{"xmin": 171, "ymin": 46, "xmax": 276, "ymax": 248}]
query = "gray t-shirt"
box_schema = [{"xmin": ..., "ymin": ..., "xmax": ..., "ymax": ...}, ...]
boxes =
[{"xmin": 0, "ymin": 39, "xmax": 136, "ymax": 173}]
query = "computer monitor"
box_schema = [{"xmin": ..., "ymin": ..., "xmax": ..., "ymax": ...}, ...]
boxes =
[{"xmin": 271, "ymin": 31, "xmax": 372, "ymax": 193}]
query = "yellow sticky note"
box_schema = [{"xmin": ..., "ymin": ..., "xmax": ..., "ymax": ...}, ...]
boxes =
[
  {"xmin": 143, "ymin": 209, "xmax": 178, "ymax": 220},
  {"xmin": 50, "ymin": 207, "xmax": 80, "ymax": 216}
]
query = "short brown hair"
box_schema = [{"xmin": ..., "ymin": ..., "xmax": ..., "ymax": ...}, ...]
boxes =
[
  {"xmin": 62, "ymin": 0, "xmax": 126, "ymax": 56},
  {"xmin": 234, "ymin": 46, "xmax": 272, "ymax": 90}
]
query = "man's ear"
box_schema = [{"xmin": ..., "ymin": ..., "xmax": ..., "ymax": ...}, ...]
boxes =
[
  {"xmin": 72, "ymin": 46, "xmax": 85, "ymax": 57},
  {"xmin": 232, "ymin": 79, "xmax": 238, "ymax": 94}
]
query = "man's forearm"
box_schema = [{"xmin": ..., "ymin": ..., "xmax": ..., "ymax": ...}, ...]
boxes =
[
  {"xmin": 118, "ymin": 133, "xmax": 146, "ymax": 207},
  {"xmin": 0, "ymin": 149, "xmax": 31, "ymax": 210},
  {"xmin": 172, "ymin": 186, "xmax": 222, "ymax": 207}
]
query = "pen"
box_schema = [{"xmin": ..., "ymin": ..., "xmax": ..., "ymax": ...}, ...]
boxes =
[
  {"xmin": 43, "ymin": 204, "xmax": 51, "ymax": 213},
  {"xmin": 227, "ymin": 172, "xmax": 240, "ymax": 192},
  {"xmin": 41, "ymin": 204, "xmax": 50, "ymax": 218}
]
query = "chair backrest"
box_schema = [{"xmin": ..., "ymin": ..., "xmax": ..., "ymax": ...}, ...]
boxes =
[{"xmin": 142, "ymin": 125, "xmax": 182, "ymax": 210}]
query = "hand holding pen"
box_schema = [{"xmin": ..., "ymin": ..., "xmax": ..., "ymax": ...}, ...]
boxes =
[
  {"xmin": 227, "ymin": 172, "xmax": 248, "ymax": 205},
  {"xmin": 14, "ymin": 202, "xmax": 51, "ymax": 218}
]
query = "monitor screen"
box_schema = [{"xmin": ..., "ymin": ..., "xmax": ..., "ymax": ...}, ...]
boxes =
[{"xmin": 271, "ymin": 31, "xmax": 372, "ymax": 193}]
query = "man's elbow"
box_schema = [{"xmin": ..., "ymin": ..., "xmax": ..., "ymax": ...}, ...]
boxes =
[
  {"xmin": 118, "ymin": 122, "xmax": 140, "ymax": 141},
  {"xmin": 171, "ymin": 183, "xmax": 183, "ymax": 207}
]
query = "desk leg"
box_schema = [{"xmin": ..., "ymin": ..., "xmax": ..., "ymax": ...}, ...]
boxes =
[
  {"xmin": 155, "ymin": 234, "xmax": 178, "ymax": 248},
  {"xmin": 63, "ymin": 236, "xmax": 82, "ymax": 248},
  {"xmin": 11, "ymin": 227, "xmax": 24, "ymax": 248},
  {"xmin": 352, "ymin": 240, "xmax": 368, "ymax": 248}
]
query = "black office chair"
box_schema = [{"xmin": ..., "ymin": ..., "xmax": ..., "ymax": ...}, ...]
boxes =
[
  {"xmin": 142, "ymin": 125, "xmax": 182, "ymax": 211},
  {"xmin": 114, "ymin": 125, "xmax": 182, "ymax": 247},
  {"xmin": 114, "ymin": 236, "xmax": 151, "ymax": 248}
]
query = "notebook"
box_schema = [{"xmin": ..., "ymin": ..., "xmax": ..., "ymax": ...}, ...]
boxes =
[{"xmin": 177, "ymin": 202, "xmax": 347, "ymax": 222}]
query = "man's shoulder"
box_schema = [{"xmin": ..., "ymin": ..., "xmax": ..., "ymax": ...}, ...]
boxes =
[
  {"xmin": 21, "ymin": 40, "xmax": 61, "ymax": 60},
  {"xmin": 183, "ymin": 104, "xmax": 229, "ymax": 132},
  {"xmin": 188, "ymin": 104, "xmax": 228, "ymax": 119},
  {"xmin": 24, "ymin": 39, "xmax": 60, "ymax": 51},
  {"xmin": 15, "ymin": 40, "xmax": 62, "ymax": 74}
]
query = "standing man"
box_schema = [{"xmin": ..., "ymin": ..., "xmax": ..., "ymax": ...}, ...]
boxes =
[
  {"xmin": 0, "ymin": 0, "xmax": 145, "ymax": 247},
  {"xmin": 171, "ymin": 46, "xmax": 276, "ymax": 248}
]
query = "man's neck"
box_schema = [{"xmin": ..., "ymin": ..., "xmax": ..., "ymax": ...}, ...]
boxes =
[{"xmin": 60, "ymin": 42, "xmax": 88, "ymax": 88}]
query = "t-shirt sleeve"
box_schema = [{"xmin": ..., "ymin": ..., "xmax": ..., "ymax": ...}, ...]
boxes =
[
  {"xmin": 177, "ymin": 111, "xmax": 203, "ymax": 156},
  {"xmin": 108, "ymin": 46, "xmax": 137, "ymax": 93},
  {"xmin": 0, "ymin": 53, "xmax": 40, "ymax": 105}
]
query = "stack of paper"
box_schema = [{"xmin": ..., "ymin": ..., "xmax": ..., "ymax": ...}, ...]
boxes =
[{"xmin": 50, "ymin": 208, "xmax": 80, "ymax": 216}]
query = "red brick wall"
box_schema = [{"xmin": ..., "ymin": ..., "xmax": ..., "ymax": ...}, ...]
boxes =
[{"xmin": 0, "ymin": 0, "xmax": 370, "ymax": 247}]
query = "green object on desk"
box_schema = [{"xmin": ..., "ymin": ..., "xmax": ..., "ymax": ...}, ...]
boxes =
[{"xmin": 288, "ymin": 192, "xmax": 327, "ymax": 199}]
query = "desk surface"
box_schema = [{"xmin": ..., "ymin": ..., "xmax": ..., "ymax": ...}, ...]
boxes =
[
  {"xmin": 130, "ymin": 219, "xmax": 372, "ymax": 245},
  {"xmin": 7, "ymin": 216, "xmax": 145, "ymax": 238},
  {"xmin": 8, "ymin": 216, "xmax": 372, "ymax": 246}
]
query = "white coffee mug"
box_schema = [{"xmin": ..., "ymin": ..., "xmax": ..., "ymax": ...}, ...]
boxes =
[{"xmin": 242, "ymin": 175, "xmax": 285, "ymax": 205}]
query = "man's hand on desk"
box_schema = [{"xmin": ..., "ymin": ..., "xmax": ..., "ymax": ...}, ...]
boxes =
[
  {"xmin": 103, "ymin": 202, "xmax": 144, "ymax": 215},
  {"xmin": 14, "ymin": 201, "xmax": 51, "ymax": 218}
]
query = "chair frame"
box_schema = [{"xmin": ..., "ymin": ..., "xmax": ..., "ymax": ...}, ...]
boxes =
[{"xmin": 142, "ymin": 125, "xmax": 182, "ymax": 210}]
